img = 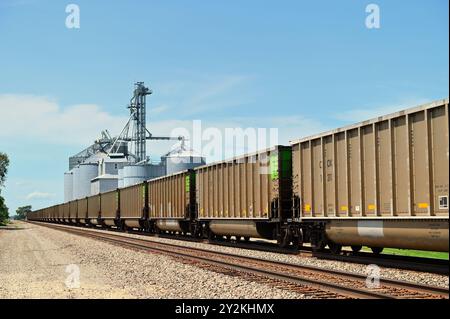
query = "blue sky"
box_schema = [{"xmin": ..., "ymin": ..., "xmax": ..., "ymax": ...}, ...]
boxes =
[{"xmin": 0, "ymin": 0, "xmax": 448, "ymax": 215}]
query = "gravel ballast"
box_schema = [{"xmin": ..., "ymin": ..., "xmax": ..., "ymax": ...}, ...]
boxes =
[
  {"xmin": 53, "ymin": 222, "xmax": 449, "ymax": 289},
  {"xmin": 0, "ymin": 221, "xmax": 305, "ymax": 299}
]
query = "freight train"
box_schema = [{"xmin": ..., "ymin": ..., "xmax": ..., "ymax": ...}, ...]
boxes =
[{"xmin": 28, "ymin": 99, "xmax": 450, "ymax": 254}]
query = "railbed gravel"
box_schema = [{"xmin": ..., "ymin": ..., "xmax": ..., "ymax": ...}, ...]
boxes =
[
  {"xmin": 57, "ymin": 223, "xmax": 449, "ymax": 289},
  {"xmin": 0, "ymin": 222, "xmax": 306, "ymax": 299}
]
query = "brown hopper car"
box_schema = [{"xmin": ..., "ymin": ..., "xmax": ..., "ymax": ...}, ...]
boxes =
[
  {"xmin": 69, "ymin": 200, "xmax": 78, "ymax": 223},
  {"xmin": 119, "ymin": 183, "xmax": 147, "ymax": 229},
  {"xmin": 291, "ymin": 99, "xmax": 449, "ymax": 253},
  {"xmin": 87, "ymin": 194, "xmax": 100, "ymax": 225},
  {"xmin": 78, "ymin": 198, "xmax": 88, "ymax": 224},
  {"xmin": 62, "ymin": 202, "xmax": 70, "ymax": 223},
  {"xmin": 195, "ymin": 145, "xmax": 299, "ymax": 246},
  {"xmin": 148, "ymin": 170, "xmax": 195, "ymax": 235},
  {"xmin": 100, "ymin": 190, "xmax": 119, "ymax": 226}
]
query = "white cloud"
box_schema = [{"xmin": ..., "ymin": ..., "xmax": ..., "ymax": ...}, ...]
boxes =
[
  {"xmin": 0, "ymin": 94, "xmax": 128, "ymax": 146},
  {"xmin": 149, "ymin": 104, "xmax": 169, "ymax": 115},
  {"xmin": 0, "ymin": 75, "xmax": 252, "ymax": 146},
  {"xmin": 153, "ymin": 75, "xmax": 254, "ymax": 116},
  {"xmin": 14, "ymin": 181, "xmax": 31, "ymax": 188},
  {"xmin": 0, "ymin": 93, "xmax": 327, "ymax": 164},
  {"xmin": 25, "ymin": 191, "xmax": 55, "ymax": 200},
  {"xmin": 184, "ymin": 75, "xmax": 250, "ymax": 113},
  {"xmin": 333, "ymin": 98, "xmax": 429, "ymax": 123}
]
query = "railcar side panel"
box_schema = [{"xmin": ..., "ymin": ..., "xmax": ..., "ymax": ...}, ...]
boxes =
[{"xmin": 291, "ymin": 99, "xmax": 449, "ymax": 252}]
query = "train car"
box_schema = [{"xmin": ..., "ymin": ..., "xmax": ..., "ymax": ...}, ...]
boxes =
[
  {"xmin": 56, "ymin": 204, "xmax": 63, "ymax": 223},
  {"xmin": 51, "ymin": 206, "xmax": 56, "ymax": 222},
  {"xmin": 53, "ymin": 205, "xmax": 59, "ymax": 222},
  {"xmin": 195, "ymin": 145, "xmax": 299, "ymax": 247},
  {"xmin": 48, "ymin": 206, "xmax": 54, "ymax": 222},
  {"xmin": 119, "ymin": 183, "xmax": 147, "ymax": 230},
  {"xmin": 62, "ymin": 202, "xmax": 70, "ymax": 223},
  {"xmin": 52, "ymin": 205, "xmax": 57, "ymax": 222},
  {"xmin": 87, "ymin": 194, "xmax": 101, "ymax": 225},
  {"xmin": 291, "ymin": 99, "xmax": 449, "ymax": 253},
  {"xmin": 27, "ymin": 209, "xmax": 37, "ymax": 221},
  {"xmin": 40, "ymin": 208, "xmax": 45, "ymax": 221},
  {"xmin": 44, "ymin": 206, "xmax": 51, "ymax": 222},
  {"xmin": 148, "ymin": 170, "xmax": 196, "ymax": 235},
  {"xmin": 100, "ymin": 189, "xmax": 119, "ymax": 227},
  {"xmin": 78, "ymin": 197, "xmax": 88, "ymax": 225},
  {"xmin": 69, "ymin": 200, "xmax": 78, "ymax": 224}
]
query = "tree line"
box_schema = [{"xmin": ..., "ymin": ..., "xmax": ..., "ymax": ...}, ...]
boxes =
[
  {"xmin": 0, "ymin": 152, "xmax": 10, "ymax": 224},
  {"xmin": 0, "ymin": 152, "xmax": 31, "ymax": 225}
]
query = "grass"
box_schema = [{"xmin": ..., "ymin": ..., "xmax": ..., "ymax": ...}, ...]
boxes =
[
  {"xmin": 362, "ymin": 246, "xmax": 449, "ymax": 260},
  {"xmin": 0, "ymin": 220, "xmax": 8, "ymax": 226}
]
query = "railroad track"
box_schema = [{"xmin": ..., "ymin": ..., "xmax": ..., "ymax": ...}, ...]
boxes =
[
  {"xmin": 29, "ymin": 222, "xmax": 449, "ymax": 299},
  {"xmin": 312, "ymin": 250, "xmax": 449, "ymax": 276},
  {"xmin": 121, "ymin": 228, "xmax": 449, "ymax": 275},
  {"xmin": 142, "ymin": 230, "xmax": 450, "ymax": 275}
]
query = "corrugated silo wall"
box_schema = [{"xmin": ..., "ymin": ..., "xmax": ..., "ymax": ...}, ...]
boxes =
[{"xmin": 64, "ymin": 172, "xmax": 73, "ymax": 202}]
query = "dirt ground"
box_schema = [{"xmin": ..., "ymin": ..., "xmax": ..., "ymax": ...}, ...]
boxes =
[
  {"xmin": 0, "ymin": 221, "xmax": 135, "ymax": 298},
  {"xmin": 0, "ymin": 221, "xmax": 303, "ymax": 299}
]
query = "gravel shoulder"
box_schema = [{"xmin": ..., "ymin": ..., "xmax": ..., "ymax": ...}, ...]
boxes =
[{"xmin": 0, "ymin": 221, "xmax": 305, "ymax": 299}]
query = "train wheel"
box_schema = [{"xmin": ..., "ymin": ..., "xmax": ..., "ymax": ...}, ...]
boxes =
[
  {"xmin": 277, "ymin": 229, "xmax": 290, "ymax": 248},
  {"xmin": 207, "ymin": 230, "xmax": 216, "ymax": 242},
  {"xmin": 328, "ymin": 243, "xmax": 342, "ymax": 255},
  {"xmin": 312, "ymin": 240, "xmax": 326, "ymax": 252},
  {"xmin": 226, "ymin": 235, "xmax": 232, "ymax": 241},
  {"xmin": 243, "ymin": 236, "xmax": 250, "ymax": 242},
  {"xmin": 292, "ymin": 233, "xmax": 303, "ymax": 250},
  {"xmin": 291, "ymin": 237, "xmax": 299, "ymax": 250},
  {"xmin": 351, "ymin": 245, "xmax": 362, "ymax": 253},
  {"xmin": 371, "ymin": 247, "xmax": 384, "ymax": 255}
]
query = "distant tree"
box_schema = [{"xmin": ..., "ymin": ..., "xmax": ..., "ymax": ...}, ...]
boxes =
[
  {"xmin": 0, "ymin": 195, "xmax": 8, "ymax": 224},
  {"xmin": 0, "ymin": 152, "xmax": 10, "ymax": 224},
  {"xmin": 0, "ymin": 152, "xmax": 9, "ymax": 187},
  {"xmin": 16, "ymin": 205, "xmax": 32, "ymax": 220}
]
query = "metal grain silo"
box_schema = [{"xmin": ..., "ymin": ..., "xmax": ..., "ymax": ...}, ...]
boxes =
[
  {"xmin": 71, "ymin": 166, "xmax": 80, "ymax": 200},
  {"xmin": 118, "ymin": 168, "xmax": 124, "ymax": 188},
  {"xmin": 122, "ymin": 164, "xmax": 165, "ymax": 187},
  {"xmin": 90, "ymin": 174, "xmax": 118, "ymax": 195},
  {"xmin": 122, "ymin": 165, "xmax": 149, "ymax": 188},
  {"xmin": 64, "ymin": 171, "xmax": 73, "ymax": 202},
  {"xmin": 73, "ymin": 163, "xmax": 98, "ymax": 199},
  {"xmin": 163, "ymin": 149, "xmax": 205, "ymax": 175}
]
